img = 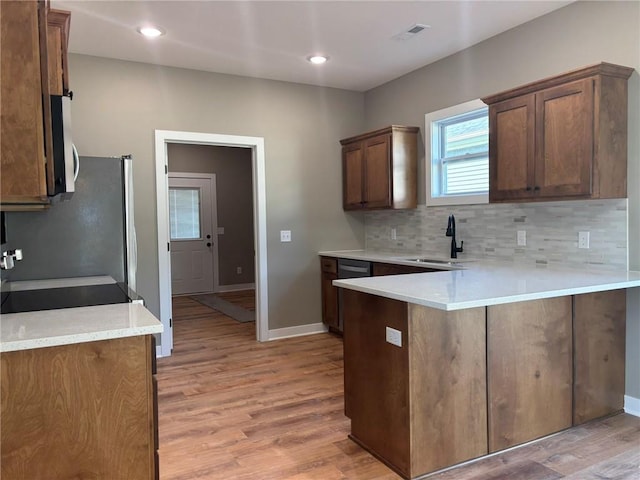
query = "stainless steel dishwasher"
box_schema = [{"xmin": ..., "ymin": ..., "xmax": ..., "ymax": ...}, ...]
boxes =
[{"xmin": 337, "ymin": 258, "xmax": 372, "ymax": 332}]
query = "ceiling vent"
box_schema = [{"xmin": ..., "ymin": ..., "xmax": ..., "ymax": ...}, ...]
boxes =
[{"xmin": 393, "ymin": 23, "xmax": 431, "ymax": 41}]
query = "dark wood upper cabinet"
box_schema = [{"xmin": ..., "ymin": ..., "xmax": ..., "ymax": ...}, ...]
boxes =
[
  {"xmin": 0, "ymin": 1, "xmax": 71, "ymax": 211},
  {"xmin": 340, "ymin": 126, "xmax": 418, "ymax": 210},
  {"xmin": 482, "ymin": 63, "xmax": 633, "ymax": 203},
  {"xmin": 47, "ymin": 8, "xmax": 71, "ymax": 96}
]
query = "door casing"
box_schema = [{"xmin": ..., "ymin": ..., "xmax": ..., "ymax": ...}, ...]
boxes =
[{"xmin": 155, "ymin": 130, "xmax": 268, "ymax": 356}]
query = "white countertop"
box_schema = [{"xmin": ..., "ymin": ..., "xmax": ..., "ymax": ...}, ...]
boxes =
[
  {"xmin": 0, "ymin": 303, "xmax": 163, "ymax": 353},
  {"xmin": 319, "ymin": 249, "xmax": 466, "ymax": 270},
  {"xmin": 325, "ymin": 250, "xmax": 640, "ymax": 310}
]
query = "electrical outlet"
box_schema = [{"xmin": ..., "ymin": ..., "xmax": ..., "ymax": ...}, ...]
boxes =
[
  {"xmin": 517, "ymin": 230, "xmax": 526, "ymax": 246},
  {"xmin": 578, "ymin": 231, "xmax": 590, "ymax": 249},
  {"xmin": 236, "ymin": 266, "xmax": 242, "ymax": 274},
  {"xmin": 280, "ymin": 230, "xmax": 291, "ymax": 242},
  {"xmin": 385, "ymin": 327, "xmax": 402, "ymax": 347},
  {"xmin": 391, "ymin": 228, "xmax": 397, "ymax": 240}
]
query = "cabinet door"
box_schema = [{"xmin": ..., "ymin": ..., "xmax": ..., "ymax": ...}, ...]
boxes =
[
  {"xmin": 535, "ymin": 78, "xmax": 594, "ymax": 198},
  {"xmin": 363, "ymin": 134, "xmax": 392, "ymax": 208},
  {"xmin": 0, "ymin": 0, "xmax": 49, "ymax": 204},
  {"xmin": 320, "ymin": 271, "xmax": 339, "ymax": 329},
  {"xmin": 489, "ymin": 95, "xmax": 535, "ymax": 201},
  {"xmin": 343, "ymin": 290, "xmax": 410, "ymax": 475},
  {"xmin": 487, "ymin": 297, "xmax": 572, "ymax": 452},
  {"xmin": 342, "ymin": 143, "xmax": 364, "ymax": 209},
  {"xmin": 47, "ymin": 9, "xmax": 71, "ymax": 96},
  {"xmin": 1, "ymin": 336, "xmax": 156, "ymax": 479},
  {"xmin": 573, "ymin": 290, "xmax": 626, "ymax": 424}
]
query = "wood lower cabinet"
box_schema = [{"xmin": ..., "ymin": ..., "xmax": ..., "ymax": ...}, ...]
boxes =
[
  {"xmin": 320, "ymin": 258, "xmax": 440, "ymax": 332},
  {"xmin": 343, "ymin": 290, "xmax": 487, "ymax": 478},
  {"xmin": 1, "ymin": 335, "xmax": 158, "ymax": 479},
  {"xmin": 341, "ymin": 288, "xmax": 627, "ymax": 478},
  {"xmin": 573, "ymin": 290, "xmax": 626, "ymax": 424},
  {"xmin": 341, "ymin": 126, "xmax": 418, "ymax": 210},
  {"xmin": 483, "ymin": 63, "xmax": 633, "ymax": 202},
  {"xmin": 320, "ymin": 257, "xmax": 339, "ymax": 330},
  {"xmin": 487, "ymin": 297, "xmax": 573, "ymax": 452}
]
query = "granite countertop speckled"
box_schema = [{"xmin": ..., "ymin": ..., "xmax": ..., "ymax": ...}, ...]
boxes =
[
  {"xmin": 0, "ymin": 302, "xmax": 163, "ymax": 353},
  {"xmin": 321, "ymin": 250, "xmax": 640, "ymax": 310}
]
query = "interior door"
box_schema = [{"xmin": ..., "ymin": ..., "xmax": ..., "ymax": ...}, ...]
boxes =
[{"xmin": 169, "ymin": 176, "xmax": 215, "ymax": 295}]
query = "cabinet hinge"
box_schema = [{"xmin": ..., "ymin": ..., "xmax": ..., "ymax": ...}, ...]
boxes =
[
  {"xmin": 167, "ymin": 242, "xmax": 170, "ymax": 252},
  {"xmin": 169, "ymin": 317, "xmax": 172, "ymax": 327},
  {"xmin": 165, "ymin": 165, "xmax": 168, "ymax": 174}
]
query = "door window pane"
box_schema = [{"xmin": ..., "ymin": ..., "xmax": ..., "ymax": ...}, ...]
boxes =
[{"xmin": 169, "ymin": 188, "xmax": 201, "ymax": 240}]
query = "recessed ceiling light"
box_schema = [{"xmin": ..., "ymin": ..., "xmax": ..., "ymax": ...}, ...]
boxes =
[
  {"xmin": 137, "ymin": 25, "xmax": 165, "ymax": 38},
  {"xmin": 308, "ymin": 55, "xmax": 329, "ymax": 65}
]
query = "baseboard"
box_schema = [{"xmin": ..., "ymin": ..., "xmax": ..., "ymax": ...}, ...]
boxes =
[
  {"xmin": 267, "ymin": 322, "xmax": 328, "ymax": 341},
  {"xmin": 624, "ymin": 395, "xmax": 640, "ymax": 417},
  {"xmin": 216, "ymin": 283, "xmax": 255, "ymax": 293}
]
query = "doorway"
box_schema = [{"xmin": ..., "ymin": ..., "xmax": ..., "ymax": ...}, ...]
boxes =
[
  {"xmin": 155, "ymin": 130, "xmax": 269, "ymax": 357},
  {"xmin": 168, "ymin": 174, "xmax": 217, "ymax": 295}
]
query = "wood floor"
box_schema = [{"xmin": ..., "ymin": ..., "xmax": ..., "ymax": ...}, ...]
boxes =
[
  {"xmin": 213, "ymin": 289, "xmax": 256, "ymax": 312},
  {"xmin": 156, "ymin": 296, "xmax": 640, "ymax": 480}
]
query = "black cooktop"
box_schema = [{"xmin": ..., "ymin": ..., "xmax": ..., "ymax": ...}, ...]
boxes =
[{"xmin": 1, "ymin": 283, "xmax": 132, "ymax": 314}]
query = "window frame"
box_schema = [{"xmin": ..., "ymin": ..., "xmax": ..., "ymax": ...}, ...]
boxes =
[{"xmin": 425, "ymin": 98, "xmax": 489, "ymax": 206}]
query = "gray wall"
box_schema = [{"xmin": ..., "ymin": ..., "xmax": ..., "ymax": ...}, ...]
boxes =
[
  {"xmin": 168, "ymin": 144, "xmax": 255, "ymax": 286},
  {"xmin": 363, "ymin": 1, "xmax": 640, "ymax": 399},
  {"xmin": 68, "ymin": 54, "xmax": 365, "ymax": 329},
  {"xmin": 5, "ymin": 157, "xmax": 127, "ymax": 283}
]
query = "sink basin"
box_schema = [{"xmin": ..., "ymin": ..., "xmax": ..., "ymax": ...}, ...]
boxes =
[{"xmin": 403, "ymin": 258, "xmax": 462, "ymax": 265}]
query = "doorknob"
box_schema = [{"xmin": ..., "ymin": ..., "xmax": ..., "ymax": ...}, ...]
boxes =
[
  {"xmin": 207, "ymin": 242, "xmax": 212, "ymax": 247},
  {"xmin": 206, "ymin": 234, "xmax": 211, "ymax": 239}
]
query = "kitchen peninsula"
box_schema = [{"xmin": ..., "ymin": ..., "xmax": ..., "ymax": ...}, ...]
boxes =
[
  {"xmin": 330, "ymin": 251, "xmax": 640, "ymax": 479},
  {"xmin": 0, "ymin": 303, "xmax": 163, "ymax": 479}
]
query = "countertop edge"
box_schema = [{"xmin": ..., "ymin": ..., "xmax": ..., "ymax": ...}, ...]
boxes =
[
  {"xmin": 0, "ymin": 325, "xmax": 163, "ymax": 353},
  {"xmin": 0, "ymin": 303, "xmax": 164, "ymax": 353},
  {"xmin": 333, "ymin": 278, "xmax": 640, "ymax": 310}
]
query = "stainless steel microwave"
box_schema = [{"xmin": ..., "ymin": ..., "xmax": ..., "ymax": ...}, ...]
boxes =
[{"xmin": 50, "ymin": 94, "xmax": 77, "ymax": 201}]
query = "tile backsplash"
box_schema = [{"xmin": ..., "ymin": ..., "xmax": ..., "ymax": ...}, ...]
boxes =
[{"xmin": 365, "ymin": 199, "xmax": 627, "ymax": 271}]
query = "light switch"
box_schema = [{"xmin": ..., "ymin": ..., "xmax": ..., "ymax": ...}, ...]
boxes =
[{"xmin": 280, "ymin": 230, "xmax": 292, "ymax": 242}]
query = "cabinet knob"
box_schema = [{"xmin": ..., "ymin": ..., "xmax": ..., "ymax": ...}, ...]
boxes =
[
  {"xmin": 534, "ymin": 186, "xmax": 540, "ymax": 191},
  {"xmin": 526, "ymin": 186, "xmax": 532, "ymax": 191}
]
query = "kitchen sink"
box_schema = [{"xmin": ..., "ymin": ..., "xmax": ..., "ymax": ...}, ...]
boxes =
[{"xmin": 403, "ymin": 258, "xmax": 463, "ymax": 265}]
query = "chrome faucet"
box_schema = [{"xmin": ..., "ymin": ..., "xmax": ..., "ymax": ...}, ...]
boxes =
[{"xmin": 446, "ymin": 215, "xmax": 463, "ymax": 259}]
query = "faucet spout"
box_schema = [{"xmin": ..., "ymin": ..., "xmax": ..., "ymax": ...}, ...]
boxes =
[{"xmin": 445, "ymin": 215, "xmax": 464, "ymax": 259}]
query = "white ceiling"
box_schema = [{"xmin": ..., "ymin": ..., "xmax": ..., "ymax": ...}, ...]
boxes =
[{"xmin": 52, "ymin": 1, "xmax": 573, "ymax": 92}]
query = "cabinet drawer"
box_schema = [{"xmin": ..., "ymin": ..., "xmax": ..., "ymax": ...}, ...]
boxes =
[{"xmin": 321, "ymin": 257, "xmax": 337, "ymax": 274}]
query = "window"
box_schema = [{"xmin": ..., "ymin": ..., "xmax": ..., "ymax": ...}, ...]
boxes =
[
  {"xmin": 169, "ymin": 187, "xmax": 201, "ymax": 240},
  {"xmin": 426, "ymin": 99, "xmax": 489, "ymax": 206}
]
